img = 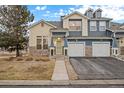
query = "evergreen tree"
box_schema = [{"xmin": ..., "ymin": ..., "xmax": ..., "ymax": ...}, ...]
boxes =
[{"xmin": 0, "ymin": 5, "xmax": 34, "ymax": 56}]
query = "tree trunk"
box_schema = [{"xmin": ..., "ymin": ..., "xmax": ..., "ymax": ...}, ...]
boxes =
[{"xmin": 16, "ymin": 43, "xmax": 20, "ymax": 57}]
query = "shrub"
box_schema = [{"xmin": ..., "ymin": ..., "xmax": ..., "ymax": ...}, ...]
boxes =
[
  {"xmin": 35, "ymin": 58, "xmax": 41, "ymax": 61},
  {"xmin": 8, "ymin": 57, "xmax": 15, "ymax": 61},
  {"xmin": 35, "ymin": 57, "xmax": 50, "ymax": 62},
  {"xmin": 41, "ymin": 58, "xmax": 50, "ymax": 62},
  {"xmin": 25, "ymin": 57, "xmax": 33, "ymax": 61},
  {"xmin": 16, "ymin": 58, "xmax": 23, "ymax": 61},
  {"xmin": 0, "ymin": 57, "xmax": 15, "ymax": 61}
]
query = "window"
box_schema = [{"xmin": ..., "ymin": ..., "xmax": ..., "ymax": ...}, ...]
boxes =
[
  {"xmin": 121, "ymin": 40, "xmax": 123, "ymax": 44},
  {"xmin": 37, "ymin": 36, "xmax": 42, "ymax": 49},
  {"xmin": 36, "ymin": 36, "xmax": 48, "ymax": 50},
  {"xmin": 90, "ymin": 21, "xmax": 96, "ymax": 31},
  {"xmin": 69, "ymin": 19, "xmax": 82, "ymax": 31},
  {"xmin": 87, "ymin": 12, "xmax": 93, "ymax": 18},
  {"xmin": 65, "ymin": 49, "xmax": 67, "ymax": 56},
  {"xmin": 96, "ymin": 12, "xmax": 101, "ymax": 18},
  {"xmin": 99, "ymin": 21, "xmax": 106, "ymax": 31},
  {"xmin": 43, "ymin": 36, "xmax": 48, "ymax": 49},
  {"xmin": 115, "ymin": 50, "xmax": 118, "ymax": 55}
]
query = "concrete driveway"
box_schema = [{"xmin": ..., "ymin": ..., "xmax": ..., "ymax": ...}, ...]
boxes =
[{"xmin": 70, "ymin": 57, "xmax": 124, "ymax": 80}]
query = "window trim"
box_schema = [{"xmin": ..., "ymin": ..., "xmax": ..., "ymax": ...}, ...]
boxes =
[
  {"xmin": 90, "ymin": 21, "xmax": 97, "ymax": 31},
  {"xmin": 36, "ymin": 36, "xmax": 42, "ymax": 50},
  {"xmin": 36, "ymin": 36, "xmax": 48, "ymax": 50},
  {"xmin": 43, "ymin": 36, "xmax": 48, "ymax": 49},
  {"xmin": 68, "ymin": 19, "xmax": 82, "ymax": 31},
  {"xmin": 99, "ymin": 21, "xmax": 106, "ymax": 31}
]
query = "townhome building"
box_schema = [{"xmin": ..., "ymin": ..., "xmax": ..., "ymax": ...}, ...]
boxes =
[{"xmin": 28, "ymin": 8, "xmax": 124, "ymax": 57}]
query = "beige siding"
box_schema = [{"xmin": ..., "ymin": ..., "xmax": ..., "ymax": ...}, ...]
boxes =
[
  {"xmin": 63, "ymin": 13, "xmax": 88, "ymax": 36},
  {"xmin": 119, "ymin": 38, "xmax": 124, "ymax": 47},
  {"xmin": 29, "ymin": 23, "xmax": 53, "ymax": 47},
  {"xmin": 82, "ymin": 18, "xmax": 88, "ymax": 36},
  {"xmin": 63, "ymin": 19, "xmax": 68, "ymax": 29}
]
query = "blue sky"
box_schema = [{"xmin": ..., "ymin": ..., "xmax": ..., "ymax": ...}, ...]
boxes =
[{"xmin": 27, "ymin": 5, "xmax": 124, "ymax": 23}]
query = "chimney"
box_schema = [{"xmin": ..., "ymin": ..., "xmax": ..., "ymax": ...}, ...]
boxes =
[{"xmin": 60, "ymin": 16, "xmax": 65, "ymax": 28}]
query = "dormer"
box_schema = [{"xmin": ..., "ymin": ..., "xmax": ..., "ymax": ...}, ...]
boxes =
[
  {"xmin": 93, "ymin": 8, "xmax": 102, "ymax": 18},
  {"xmin": 84, "ymin": 8, "xmax": 93, "ymax": 18}
]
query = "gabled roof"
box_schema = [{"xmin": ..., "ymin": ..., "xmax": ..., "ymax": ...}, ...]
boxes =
[
  {"xmin": 94, "ymin": 8, "xmax": 102, "ymax": 12},
  {"xmin": 84, "ymin": 8, "xmax": 94, "ymax": 14},
  {"xmin": 90, "ymin": 17, "xmax": 113, "ymax": 20},
  {"xmin": 28, "ymin": 19, "xmax": 57, "ymax": 29},
  {"xmin": 46, "ymin": 21, "xmax": 62, "ymax": 29},
  {"xmin": 63, "ymin": 11, "xmax": 89, "ymax": 19}
]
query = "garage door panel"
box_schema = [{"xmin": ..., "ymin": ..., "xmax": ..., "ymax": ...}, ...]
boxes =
[
  {"xmin": 92, "ymin": 42, "xmax": 110, "ymax": 57},
  {"xmin": 68, "ymin": 42, "xmax": 85, "ymax": 57}
]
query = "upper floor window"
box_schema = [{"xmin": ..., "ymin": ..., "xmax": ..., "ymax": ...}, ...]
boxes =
[
  {"xmin": 96, "ymin": 12, "xmax": 101, "ymax": 18},
  {"xmin": 99, "ymin": 21, "xmax": 106, "ymax": 31},
  {"xmin": 90, "ymin": 21, "xmax": 97, "ymax": 31},
  {"xmin": 69, "ymin": 19, "xmax": 82, "ymax": 31},
  {"xmin": 87, "ymin": 11, "xmax": 93, "ymax": 18}
]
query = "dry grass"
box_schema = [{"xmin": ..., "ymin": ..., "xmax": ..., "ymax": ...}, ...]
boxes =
[
  {"xmin": 0, "ymin": 56, "xmax": 55, "ymax": 80},
  {"xmin": 0, "ymin": 56, "xmax": 50, "ymax": 62},
  {"xmin": 65, "ymin": 61, "xmax": 78, "ymax": 80}
]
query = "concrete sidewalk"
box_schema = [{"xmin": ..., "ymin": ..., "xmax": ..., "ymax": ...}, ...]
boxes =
[
  {"xmin": 0, "ymin": 80, "xmax": 124, "ymax": 85},
  {"xmin": 51, "ymin": 57, "xmax": 69, "ymax": 80}
]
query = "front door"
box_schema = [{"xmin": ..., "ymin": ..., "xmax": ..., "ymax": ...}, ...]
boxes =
[{"xmin": 56, "ymin": 38, "xmax": 62, "ymax": 55}]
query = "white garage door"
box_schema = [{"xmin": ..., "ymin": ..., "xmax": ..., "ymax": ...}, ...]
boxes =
[
  {"xmin": 92, "ymin": 42, "xmax": 110, "ymax": 57},
  {"xmin": 68, "ymin": 42, "xmax": 85, "ymax": 57}
]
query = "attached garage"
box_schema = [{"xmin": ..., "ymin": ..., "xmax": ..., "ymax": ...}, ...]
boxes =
[
  {"xmin": 92, "ymin": 42, "xmax": 110, "ymax": 57},
  {"xmin": 68, "ymin": 42, "xmax": 85, "ymax": 57}
]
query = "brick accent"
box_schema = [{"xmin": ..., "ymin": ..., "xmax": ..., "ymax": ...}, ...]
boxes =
[
  {"xmin": 29, "ymin": 46, "xmax": 49, "ymax": 56},
  {"xmin": 85, "ymin": 46, "xmax": 92, "ymax": 57}
]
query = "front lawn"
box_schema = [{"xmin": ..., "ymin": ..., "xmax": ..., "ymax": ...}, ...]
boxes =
[{"xmin": 0, "ymin": 56, "xmax": 55, "ymax": 80}]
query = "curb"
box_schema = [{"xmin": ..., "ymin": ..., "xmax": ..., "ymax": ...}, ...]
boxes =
[
  {"xmin": 0, "ymin": 80, "xmax": 69, "ymax": 86},
  {"xmin": 0, "ymin": 80, "xmax": 124, "ymax": 86}
]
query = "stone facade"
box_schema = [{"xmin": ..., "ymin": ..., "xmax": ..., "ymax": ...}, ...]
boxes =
[
  {"xmin": 120, "ymin": 47, "xmax": 124, "ymax": 55},
  {"xmin": 85, "ymin": 46, "xmax": 92, "ymax": 57},
  {"xmin": 29, "ymin": 46, "xmax": 49, "ymax": 56}
]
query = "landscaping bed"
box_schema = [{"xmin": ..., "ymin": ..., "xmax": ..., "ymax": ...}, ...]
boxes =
[{"xmin": 0, "ymin": 56, "xmax": 55, "ymax": 80}]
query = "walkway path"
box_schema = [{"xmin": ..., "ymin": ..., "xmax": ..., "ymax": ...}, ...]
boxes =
[{"xmin": 52, "ymin": 56, "xmax": 69, "ymax": 80}]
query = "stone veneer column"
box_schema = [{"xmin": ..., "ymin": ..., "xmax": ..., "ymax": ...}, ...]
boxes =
[{"xmin": 85, "ymin": 46, "xmax": 92, "ymax": 57}]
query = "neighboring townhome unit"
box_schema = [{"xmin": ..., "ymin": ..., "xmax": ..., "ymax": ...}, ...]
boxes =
[
  {"xmin": 28, "ymin": 8, "xmax": 121, "ymax": 57},
  {"xmin": 108, "ymin": 24, "xmax": 124, "ymax": 56}
]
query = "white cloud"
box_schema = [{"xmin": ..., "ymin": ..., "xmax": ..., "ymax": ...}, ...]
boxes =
[
  {"xmin": 35, "ymin": 6, "xmax": 41, "ymax": 10},
  {"xmin": 67, "ymin": 5, "xmax": 124, "ymax": 23},
  {"xmin": 35, "ymin": 6, "xmax": 47, "ymax": 11},
  {"xmin": 51, "ymin": 9, "xmax": 66, "ymax": 18},
  {"xmin": 41, "ymin": 6, "xmax": 47, "ymax": 10},
  {"xmin": 46, "ymin": 11, "xmax": 50, "ymax": 13},
  {"xmin": 59, "ymin": 9, "xmax": 64, "ymax": 15}
]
